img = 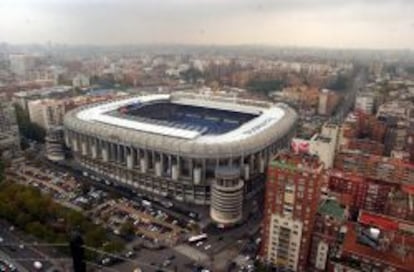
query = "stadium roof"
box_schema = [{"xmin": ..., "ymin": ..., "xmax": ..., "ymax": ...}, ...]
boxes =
[
  {"xmin": 64, "ymin": 93, "xmax": 298, "ymax": 158},
  {"xmin": 76, "ymin": 94, "xmax": 285, "ymax": 142}
]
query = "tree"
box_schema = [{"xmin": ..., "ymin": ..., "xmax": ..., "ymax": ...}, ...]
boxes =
[
  {"xmin": 0, "ymin": 181, "xmax": 124, "ymax": 260},
  {"xmin": 180, "ymin": 67, "xmax": 203, "ymax": 83},
  {"xmin": 0, "ymin": 159, "xmax": 4, "ymax": 182},
  {"xmin": 84, "ymin": 227, "xmax": 107, "ymax": 248},
  {"xmin": 246, "ymin": 79, "xmax": 284, "ymax": 95},
  {"xmin": 327, "ymin": 74, "xmax": 349, "ymax": 91},
  {"xmin": 119, "ymin": 221, "xmax": 135, "ymax": 237},
  {"xmin": 102, "ymin": 240, "xmax": 124, "ymax": 253}
]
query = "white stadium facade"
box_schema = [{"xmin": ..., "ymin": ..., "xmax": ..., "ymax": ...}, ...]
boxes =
[{"xmin": 63, "ymin": 93, "xmax": 298, "ymax": 226}]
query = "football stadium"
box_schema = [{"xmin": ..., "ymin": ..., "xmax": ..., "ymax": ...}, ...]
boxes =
[{"xmin": 63, "ymin": 93, "xmax": 298, "ymax": 225}]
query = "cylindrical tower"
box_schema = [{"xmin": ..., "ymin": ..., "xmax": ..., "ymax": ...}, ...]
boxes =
[
  {"xmin": 46, "ymin": 127, "xmax": 65, "ymax": 161},
  {"xmin": 210, "ymin": 167, "xmax": 244, "ymax": 227}
]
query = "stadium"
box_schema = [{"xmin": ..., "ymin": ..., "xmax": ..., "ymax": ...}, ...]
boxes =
[{"xmin": 63, "ymin": 93, "xmax": 298, "ymax": 226}]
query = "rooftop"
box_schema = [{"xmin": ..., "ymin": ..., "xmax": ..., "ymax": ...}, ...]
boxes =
[
  {"xmin": 318, "ymin": 198, "xmax": 345, "ymax": 220},
  {"xmin": 342, "ymin": 222, "xmax": 414, "ymax": 271},
  {"xmin": 75, "ymin": 93, "xmax": 286, "ymax": 142},
  {"xmin": 269, "ymin": 151, "xmax": 323, "ymax": 173}
]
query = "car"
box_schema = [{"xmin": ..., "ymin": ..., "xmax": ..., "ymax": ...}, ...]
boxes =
[
  {"xmin": 125, "ymin": 251, "xmax": 135, "ymax": 258},
  {"xmin": 33, "ymin": 261, "xmax": 43, "ymax": 270},
  {"xmin": 167, "ymin": 255, "xmax": 176, "ymax": 260},
  {"xmin": 132, "ymin": 245, "xmax": 141, "ymax": 251},
  {"xmin": 0, "ymin": 260, "xmax": 17, "ymax": 272},
  {"xmin": 8, "ymin": 263, "xmax": 17, "ymax": 272},
  {"xmin": 0, "ymin": 237, "xmax": 3, "ymax": 243},
  {"xmin": 204, "ymin": 244, "xmax": 211, "ymax": 250},
  {"xmin": 162, "ymin": 260, "xmax": 171, "ymax": 267},
  {"xmin": 195, "ymin": 241, "xmax": 203, "ymax": 247},
  {"xmin": 7, "ymin": 246, "xmax": 16, "ymax": 252},
  {"xmin": 101, "ymin": 257, "xmax": 111, "ymax": 266}
]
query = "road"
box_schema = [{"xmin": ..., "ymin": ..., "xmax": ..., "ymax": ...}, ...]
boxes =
[
  {"xmin": 332, "ymin": 68, "xmax": 368, "ymax": 122},
  {"xmin": 0, "ymin": 250, "xmax": 29, "ymax": 272},
  {"xmin": 0, "ymin": 221, "xmax": 71, "ymax": 272},
  {"xmin": 36, "ymin": 155, "xmax": 263, "ymax": 271},
  {"xmin": 112, "ymin": 246, "xmax": 194, "ymax": 272}
]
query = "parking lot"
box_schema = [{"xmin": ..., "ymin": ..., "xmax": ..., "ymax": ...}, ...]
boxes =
[
  {"xmin": 89, "ymin": 197, "xmax": 195, "ymax": 247},
  {"xmin": 3, "ymin": 157, "xmax": 262, "ymax": 271},
  {"xmin": 6, "ymin": 162, "xmax": 110, "ymax": 212}
]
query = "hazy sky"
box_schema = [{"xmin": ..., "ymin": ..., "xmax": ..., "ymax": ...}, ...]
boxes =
[{"xmin": 0, "ymin": 0, "xmax": 413, "ymax": 49}]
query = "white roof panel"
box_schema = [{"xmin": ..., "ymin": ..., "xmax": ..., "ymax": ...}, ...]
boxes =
[{"xmin": 75, "ymin": 94, "xmax": 285, "ymax": 142}]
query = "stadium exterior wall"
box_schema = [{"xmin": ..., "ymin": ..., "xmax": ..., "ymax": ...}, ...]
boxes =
[{"xmin": 63, "ymin": 95, "xmax": 298, "ymax": 208}]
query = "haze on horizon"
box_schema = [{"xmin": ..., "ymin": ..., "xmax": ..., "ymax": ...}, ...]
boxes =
[{"xmin": 0, "ymin": 0, "xmax": 413, "ymax": 50}]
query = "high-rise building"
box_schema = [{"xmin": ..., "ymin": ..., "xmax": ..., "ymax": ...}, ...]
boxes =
[
  {"xmin": 260, "ymin": 152, "xmax": 324, "ymax": 271},
  {"xmin": 355, "ymin": 93, "xmax": 375, "ymax": 114},
  {"xmin": 334, "ymin": 150, "xmax": 414, "ymax": 185},
  {"xmin": 309, "ymin": 198, "xmax": 347, "ymax": 271},
  {"xmin": 0, "ymin": 94, "xmax": 20, "ymax": 158},
  {"xmin": 318, "ymin": 89, "xmax": 340, "ymax": 116},
  {"xmin": 9, "ymin": 54, "xmax": 36, "ymax": 78},
  {"xmin": 45, "ymin": 127, "xmax": 65, "ymax": 161},
  {"xmin": 72, "ymin": 74, "xmax": 90, "ymax": 88},
  {"xmin": 290, "ymin": 123, "xmax": 339, "ymax": 169},
  {"xmin": 28, "ymin": 99, "xmax": 65, "ymax": 129},
  {"xmin": 328, "ymin": 169, "xmax": 396, "ymax": 215}
]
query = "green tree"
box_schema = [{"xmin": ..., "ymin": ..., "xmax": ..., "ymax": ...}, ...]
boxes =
[
  {"xmin": 0, "ymin": 159, "xmax": 4, "ymax": 182},
  {"xmin": 15, "ymin": 213, "xmax": 33, "ymax": 228},
  {"xmin": 102, "ymin": 240, "xmax": 124, "ymax": 253},
  {"xmin": 180, "ymin": 67, "xmax": 203, "ymax": 83},
  {"xmin": 327, "ymin": 74, "xmax": 350, "ymax": 91},
  {"xmin": 119, "ymin": 221, "xmax": 135, "ymax": 237},
  {"xmin": 84, "ymin": 227, "xmax": 107, "ymax": 248},
  {"xmin": 246, "ymin": 79, "xmax": 284, "ymax": 95},
  {"xmin": 25, "ymin": 221, "xmax": 48, "ymax": 240},
  {"xmin": 0, "ymin": 181, "xmax": 124, "ymax": 260}
]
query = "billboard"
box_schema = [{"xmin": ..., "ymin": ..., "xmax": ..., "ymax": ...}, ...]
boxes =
[{"xmin": 291, "ymin": 138, "xmax": 310, "ymax": 153}]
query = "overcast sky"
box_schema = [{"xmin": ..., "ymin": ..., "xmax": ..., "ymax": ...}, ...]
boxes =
[{"xmin": 0, "ymin": 0, "xmax": 413, "ymax": 49}]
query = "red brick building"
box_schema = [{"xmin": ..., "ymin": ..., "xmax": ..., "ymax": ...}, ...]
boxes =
[
  {"xmin": 328, "ymin": 170, "xmax": 396, "ymax": 215},
  {"xmin": 309, "ymin": 198, "xmax": 347, "ymax": 271},
  {"xmin": 260, "ymin": 152, "xmax": 324, "ymax": 271},
  {"xmin": 330, "ymin": 211, "xmax": 414, "ymax": 272}
]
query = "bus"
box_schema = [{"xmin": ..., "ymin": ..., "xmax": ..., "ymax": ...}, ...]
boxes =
[{"xmin": 188, "ymin": 233, "xmax": 208, "ymax": 243}]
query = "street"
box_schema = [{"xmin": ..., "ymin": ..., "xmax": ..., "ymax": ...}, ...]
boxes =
[
  {"xmin": 332, "ymin": 68, "xmax": 368, "ymax": 122},
  {"xmin": 0, "ymin": 220, "xmax": 71, "ymax": 272}
]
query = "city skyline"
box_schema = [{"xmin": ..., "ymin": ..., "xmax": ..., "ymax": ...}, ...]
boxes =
[{"xmin": 1, "ymin": 0, "xmax": 414, "ymax": 49}]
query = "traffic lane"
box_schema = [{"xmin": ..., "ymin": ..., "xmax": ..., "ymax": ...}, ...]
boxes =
[
  {"xmin": 333, "ymin": 70, "xmax": 367, "ymax": 121},
  {"xmin": 0, "ymin": 232, "xmax": 54, "ymax": 271},
  {"xmin": 0, "ymin": 250, "xmax": 29, "ymax": 272},
  {"xmin": 112, "ymin": 247, "xmax": 194, "ymax": 272},
  {"xmin": 202, "ymin": 214, "xmax": 261, "ymax": 255},
  {"xmin": 0, "ymin": 222, "xmax": 55, "ymax": 271}
]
